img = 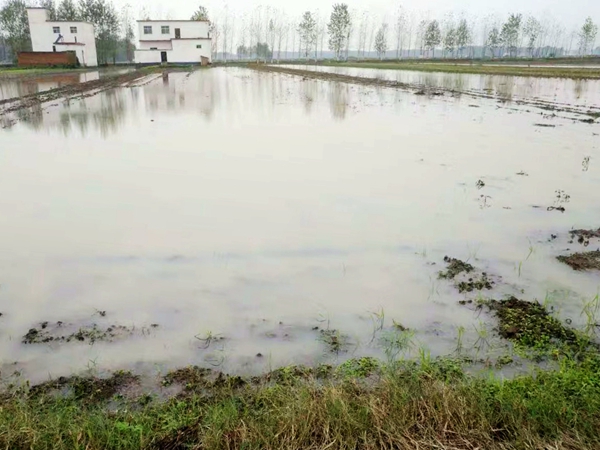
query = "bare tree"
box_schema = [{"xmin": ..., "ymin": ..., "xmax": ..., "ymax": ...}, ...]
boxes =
[{"xmin": 394, "ymin": 5, "xmax": 405, "ymax": 59}]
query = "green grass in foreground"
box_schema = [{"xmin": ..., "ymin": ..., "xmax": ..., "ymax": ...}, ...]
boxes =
[
  {"xmin": 1, "ymin": 354, "xmax": 599, "ymax": 449},
  {"xmin": 2, "ymin": 296, "xmax": 599, "ymax": 449},
  {"xmin": 323, "ymin": 61, "xmax": 600, "ymax": 79}
]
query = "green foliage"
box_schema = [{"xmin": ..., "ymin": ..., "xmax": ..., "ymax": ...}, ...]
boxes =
[
  {"xmin": 0, "ymin": 0, "xmax": 31, "ymax": 59},
  {"xmin": 78, "ymin": 0, "xmax": 120, "ymax": 64},
  {"xmin": 500, "ymin": 13, "xmax": 522, "ymax": 57},
  {"xmin": 57, "ymin": 0, "xmax": 78, "ymax": 21},
  {"xmin": 338, "ymin": 357, "xmax": 379, "ymax": 377},
  {"xmin": 424, "ymin": 20, "xmax": 441, "ymax": 57},
  {"xmin": 191, "ymin": 5, "xmax": 209, "ymax": 21}
]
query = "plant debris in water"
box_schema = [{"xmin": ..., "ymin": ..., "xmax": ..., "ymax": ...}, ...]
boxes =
[
  {"xmin": 439, "ymin": 257, "xmax": 474, "ymax": 279},
  {"xmin": 22, "ymin": 322, "xmax": 153, "ymax": 344},
  {"xmin": 557, "ymin": 250, "xmax": 600, "ymax": 271},
  {"xmin": 457, "ymin": 273, "xmax": 494, "ymax": 293},
  {"xmin": 438, "ymin": 257, "xmax": 494, "ymax": 293},
  {"xmin": 319, "ymin": 329, "xmax": 349, "ymax": 353},
  {"xmin": 568, "ymin": 228, "xmax": 600, "ymax": 247}
]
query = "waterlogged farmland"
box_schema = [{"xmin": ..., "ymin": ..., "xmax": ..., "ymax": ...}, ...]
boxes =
[{"xmin": 0, "ymin": 66, "xmax": 599, "ymax": 386}]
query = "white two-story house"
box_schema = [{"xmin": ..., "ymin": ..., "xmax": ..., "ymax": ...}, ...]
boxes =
[
  {"xmin": 27, "ymin": 7, "xmax": 98, "ymax": 67},
  {"xmin": 134, "ymin": 20, "xmax": 212, "ymax": 65}
]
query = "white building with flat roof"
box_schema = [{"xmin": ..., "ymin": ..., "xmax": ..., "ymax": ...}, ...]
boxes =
[
  {"xmin": 134, "ymin": 20, "xmax": 211, "ymax": 65},
  {"xmin": 27, "ymin": 7, "xmax": 98, "ymax": 67}
]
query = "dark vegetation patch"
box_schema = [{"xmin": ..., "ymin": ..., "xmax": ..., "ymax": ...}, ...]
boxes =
[
  {"xmin": 457, "ymin": 273, "xmax": 494, "ymax": 293},
  {"xmin": 557, "ymin": 251, "xmax": 600, "ymax": 271},
  {"xmin": 484, "ymin": 297, "xmax": 589, "ymax": 352},
  {"xmin": 28, "ymin": 371, "xmax": 139, "ymax": 405},
  {"xmin": 438, "ymin": 257, "xmax": 495, "ymax": 293},
  {"xmin": 439, "ymin": 256, "xmax": 474, "ymax": 279}
]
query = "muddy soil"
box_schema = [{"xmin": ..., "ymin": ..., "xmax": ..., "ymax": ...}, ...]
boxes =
[{"xmin": 557, "ymin": 251, "xmax": 600, "ymax": 271}]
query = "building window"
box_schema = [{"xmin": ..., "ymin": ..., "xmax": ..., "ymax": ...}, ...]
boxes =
[
  {"xmin": 196, "ymin": 45, "xmax": 202, "ymax": 49},
  {"xmin": 150, "ymin": 47, "xmax": 158, "ymax": 50},
  {"xmin": 53, "ymin": 26, "xmax": 60, "ymax": 33},
  {"xmin": 144, "ymin": 26, "xmax": 152, "ymax": 34},
  {"xmin": 70, "ymin": 26, "xmax": 77, "ymax": 33},
  {"xmin": 161, "ymin": 26, "xmax": 170, "ymax": 34}
]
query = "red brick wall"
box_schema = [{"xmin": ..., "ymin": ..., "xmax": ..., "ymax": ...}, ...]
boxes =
[{"xmin": 18, "ymin": 52, "xmax": 78, "ymax": 67}]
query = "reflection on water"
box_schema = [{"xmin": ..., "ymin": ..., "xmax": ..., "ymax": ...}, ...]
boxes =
[{"xmin": 1, "ymin": 67, "xmax": 599, "ymax": 382}]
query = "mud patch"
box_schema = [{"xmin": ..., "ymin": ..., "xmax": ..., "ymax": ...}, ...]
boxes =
[{"xmin": 557, "ymin": 251, "xmax": 600, "ymax": 271}]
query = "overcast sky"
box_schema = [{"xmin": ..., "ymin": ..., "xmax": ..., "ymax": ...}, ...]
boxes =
[{"xmin": 117, "ymin": 0, "xmax": 598, "ymax": 29}]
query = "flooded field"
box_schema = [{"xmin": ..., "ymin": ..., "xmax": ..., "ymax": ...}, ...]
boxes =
[
  {"xmin": 0, "ymin": 68, "xmax": 134, "ymax": 101},
  {"xmin": 283, "ymin": 63, "xmax": 600, "ymax": 108},
  {"xmin": 0, "ymin": 66, "xmax": 599, "ymax": 384}
]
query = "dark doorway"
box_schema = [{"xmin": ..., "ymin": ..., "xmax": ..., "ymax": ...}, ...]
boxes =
[
  {"xmin": 161, "ymin": 51, "xmax": 168, "ymax": 63},
  {"xmin": 175, "ymin": 28, "xmax": 181, "ymax": 39},
  {"xmin": 52, "ymin": 46, "xmax": 56, "ymax": 52}
]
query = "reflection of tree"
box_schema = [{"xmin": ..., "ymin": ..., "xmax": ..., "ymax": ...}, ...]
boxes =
[
  {"xmin": 302, "ymin": 80, "xmax": 317, "ymax": 115},
  {"xmin": 573, "ymin": 79, "xmax": 584, "ymax": 100},
  {"xmin": 328, "ymin": 82, "xmax": 348, "ymax": 120},
  {"xmin": 143, "ymin": 71, "xmax": 218, "ymax": 120}
]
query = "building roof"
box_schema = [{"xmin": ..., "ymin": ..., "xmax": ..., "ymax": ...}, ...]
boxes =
[{"xmin": 137, "ymin": 19, "xmax": 210, "ymax": 23}]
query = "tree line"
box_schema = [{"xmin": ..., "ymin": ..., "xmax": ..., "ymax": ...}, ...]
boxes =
[
  {"xmin": 0, "ymin": 0, "xmax": 135, "ymax": 64},
  {"xmin": 203, "ymin": 3, "xmax": 598, "ymax": 62}
]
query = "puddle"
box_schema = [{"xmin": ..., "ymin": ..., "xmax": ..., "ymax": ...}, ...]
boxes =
[{"xmin": 0, "ymin": 66, "xmax": 599, "ymax": 383}]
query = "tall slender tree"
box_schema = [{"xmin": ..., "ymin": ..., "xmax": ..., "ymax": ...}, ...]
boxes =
[
  {"xmin": 424, "ymin": 20, "xmax": 441, "ymax": 58},
  {"xmin": 374, "ymin": 23, "xmax": 388, "ymax": 59},
  {"xmin": 0, "ymin": 0, "xmax": 30, "ymax": 58},
  {"xmin": 328, "ymin": 3, "xmax": 351, "ymax": 61},
  {"xmin": 298, "ymin": 11, "xmax": 316, "ymax": 60}
]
